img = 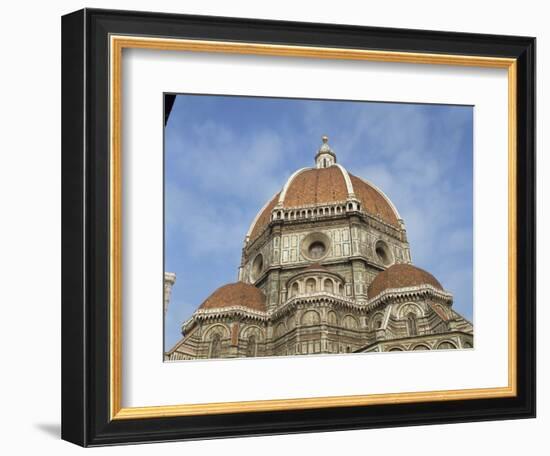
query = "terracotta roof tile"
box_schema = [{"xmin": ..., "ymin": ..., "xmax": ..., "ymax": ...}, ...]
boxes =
[
  {"xmin": 349, "ymin": 174, "xmax": 399, "ymax": 227},
  {"xmin": 284, "ymin": 167, "xmax": 349, "ymax": 207},
  {"xmin": 249, "ymin": 192, "xmax": 280, "ymax": 242},
  {"xmin": 199, "ymin": 282, "xmax": 267, "ymax": 312}
]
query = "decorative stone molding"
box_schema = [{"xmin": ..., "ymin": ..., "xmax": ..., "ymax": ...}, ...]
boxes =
[{"xmin": 366, "ymin": 284, "xmax": 453, "ymax": 311}]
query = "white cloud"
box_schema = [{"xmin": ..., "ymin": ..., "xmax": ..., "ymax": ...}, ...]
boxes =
[
  {"xmin": 165, "ymin": 183, "xmax": 249, "ymax": 258},
  {"xmin": 168, "ymin": 120, "xmax": 288, "ymax": 205}
]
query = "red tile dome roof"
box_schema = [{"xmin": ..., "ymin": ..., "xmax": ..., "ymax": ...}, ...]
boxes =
[
  {"xmin": 282, "ymin": 167, "xmax": 349, "ymax": 208},
  {"xmin": 199, "ymin": 282, "xmax": 267, "ymax": 312},
  {"xmin": 248, "ymin": 166, "xmax": 400, "ymax": 242},
  {"xmin": 368, "ymin": 263, "xmax": 444, "ymax": 299}
]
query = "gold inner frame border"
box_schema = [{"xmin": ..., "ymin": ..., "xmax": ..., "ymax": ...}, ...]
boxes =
[{"xmin": 109, "ymin": 35, "xmax": 518, "ymax": 420}]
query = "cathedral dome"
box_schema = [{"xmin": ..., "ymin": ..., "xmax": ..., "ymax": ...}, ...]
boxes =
[
  {"xmin": 199, "ymin": 282, "xmax": 267, "ymax": 312},
  {"xmin": 247, "ymin": 137, "xmax": 401, "ymax": 243},
  {"xmin": 368, "ymin": 263, "xmax": 444, "ymax": 299}
]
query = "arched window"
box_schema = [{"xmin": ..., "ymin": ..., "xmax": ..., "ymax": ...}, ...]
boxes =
[
  {"xmin": 246, "ymin": 335, "xmax": 257, "ymax": 357},
  {"xmin": 209, "ymin": 334, "xmax": 221, "ymax": 358},
  {"xmin": 291, "ymin": 282, "xmax": 299, "ymax": 297},
  {"xmin": 306, "ymin": 278, "xmax": 316, "ymax": 293},
  {"xmin": 324, "ymin": 279, "xmax": 334, "ymax": 294},
  {"xmin": 406, "ymin": 313, "xmax": 417, "ymax": 336}
]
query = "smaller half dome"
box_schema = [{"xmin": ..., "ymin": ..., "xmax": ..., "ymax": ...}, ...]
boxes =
[
  {"xmin": 199, "ymin": 282, "xmax": 267, "ymax": 312},
  {"xmin": 368, "ymin": 264, "xmax": 443, "ymax": 299}
]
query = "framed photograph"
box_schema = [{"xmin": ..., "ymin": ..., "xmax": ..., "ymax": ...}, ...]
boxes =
[{"xmin": 61, "ymin": 8, "xmax": 536, "ymax": 446}]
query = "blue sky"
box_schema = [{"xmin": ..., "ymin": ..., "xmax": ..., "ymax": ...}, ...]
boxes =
[{"xmin": 164, "ymin": 94, "xmax": 473, "ymax": 350}]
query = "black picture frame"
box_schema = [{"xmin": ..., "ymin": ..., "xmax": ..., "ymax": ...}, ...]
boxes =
[{"xmin": 61, "ymin": 8, "xmax": 536, "ymax": 447}]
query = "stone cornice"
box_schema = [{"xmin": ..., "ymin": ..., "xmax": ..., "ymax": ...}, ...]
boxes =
[
  {"xmin": 366, "ymin": 284, "xmax": 453, "ymax": 311},
  {"xmin": 243, "ymin": 208, "xmax": 406, "ymax": 257},
  {"xmin": 357, "ymin": 330, "xmax": 473, "ymax": 352},
  {"xmin": 285, "ymin": 267, "xmax": 345, "ymax": 286},
  {"xmin": 181, "ymin": 306, "xmax": 269, "ymax": 333},
  {"xmin": 181, "ymin": 291, "xmax": 361, "ymax": 333},
  {"xmin": 272, "ymin": 292, "xmax": 360, "ymax": 319},
  {"xmin": 179, "ymin": 285, "xmax": 454, "ymax": 341}
]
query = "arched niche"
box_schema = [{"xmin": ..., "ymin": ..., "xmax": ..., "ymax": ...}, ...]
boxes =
[
  {"xmin": 203, "ymin": 323, "xmax": 230, "ymax": 341},
  {"xmin": 305, "ymin": 277, "xmax": 317, "ymax": 293},
  {"xmin": 301, "ymin": 310, "xmax": 321, "ymax": 326},
  {"xmin": 323, "ymin": 278, "xmax": 334, "ymax": 293},
  {"xmin": 436, "ymin": 341, "xmax": 458, "ymax": 350},
  {"xmin": 327, "ymin": 310, "xmax": 338, "ymax": 326},
  {"xmin": 342, "ymin": 315, "xmax": 358, "ymax": 330}
]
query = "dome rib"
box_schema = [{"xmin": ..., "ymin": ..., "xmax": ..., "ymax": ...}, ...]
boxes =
[
  {"xmin": 246, "ymin": 192, "xmax": 280, "ymax": 242},
  {"xmin": 350, "ymin": 174, "xmax": 402, "ymax": 221},
  {"xmin": 348, "ymin": 174, "xmax": 400, "ymax": 226},
  {"xmin": 334, "ymin": 164, "xmax": 355, "ymax": 196},
  {"xmin": 278, "ymin": 167, "xmax": 309, "ymax": 205}
]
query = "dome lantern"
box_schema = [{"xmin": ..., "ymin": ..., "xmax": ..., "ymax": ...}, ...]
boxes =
[{"xmin": 315, "ymin": 135, "xmax": 337, "ymax": 168}]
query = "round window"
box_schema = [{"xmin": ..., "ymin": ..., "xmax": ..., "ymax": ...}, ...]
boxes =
[
  {"xmin": 300, "ymin": 232, "xmax": 331, "ymax": 261},
  {"xmin": 375, "ymin": 240, "xmax": 392, "ymax": 266},
  {"xmin": 308, "ymin": 241, "xmax": 326, "ymax": 259}
]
